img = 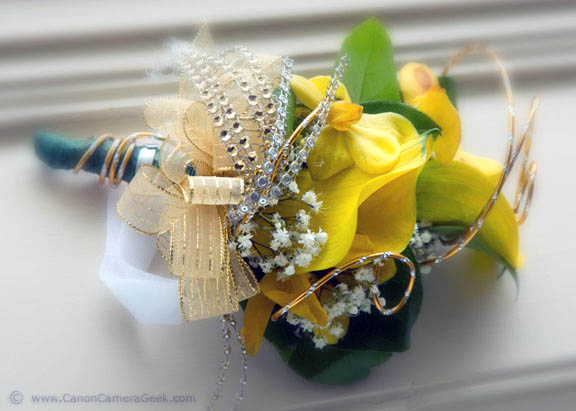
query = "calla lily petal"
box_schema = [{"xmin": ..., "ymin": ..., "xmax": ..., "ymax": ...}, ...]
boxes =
[
  {"xmin": 342, "ymin": 234, "xmax": 375, "ymax": 261},
  {"xmin": 261, "ymin": 273, "xmax": 329, "ymax": 326},
  {"xmin": 398, "ymin": 62, "xmax": 439, "ymax": 104},
  {"xmin": 242, "ymin": 293, "xmax": 276, "ymax": 355},
  {"xmin": 307, "ymin": 127, "xmax": 354, "ymax": 181},
  {"xmin": 291, "ymin": 75, "xmax": 324, "ymax": 109},
  {"xmin": 416, "ymin": 160, "xmax": 521, "ymax": 269},
  {"xmin": 411, "ymin": 86, "xmax": 461, "ymax": 163},
  {"xmin": 309, "ymin": 76, "xmax": 351, "ymax": 102},
  {"xmin": 357, "ymin": 168, "xmax": 420, "ymax": 257},
  {"xmin": 292, "ymin": 131, "xmax": 429, "ymax": 274},
  {"xmin": 359, "ymin": 112, "xmax": 426, "ymax": 145},
  {"xmin": 346, "ymin": 114, "xmax": 403, "ymax": 175},
  {"xmin": 454, "ymin": 150, "xmax": 503, "ymax": 187}
]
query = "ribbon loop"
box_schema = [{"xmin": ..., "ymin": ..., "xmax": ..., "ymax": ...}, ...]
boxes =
[
  {"xmin": 118, "ymin": 165, "xmax": 257, "ymax": 320},
  {"xmin": 187, "ymin": 176, "xmax": 244, "ymax": 205},
  {"xmin": 117, "ymin": 165, "xmax": 187, "ymax": 235}
]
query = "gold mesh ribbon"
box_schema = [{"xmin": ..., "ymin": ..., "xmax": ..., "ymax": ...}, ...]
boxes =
[
  {"xmin": 116, "ymin": 28, "xmax": 287, "ymax": 320},
  {"xmin": 118, "ymin": 101, "xmax": 259, "ymax": 321}
]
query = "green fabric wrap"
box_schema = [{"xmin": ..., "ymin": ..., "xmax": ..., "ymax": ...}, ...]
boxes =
[{"xmin": 35, "ymin": 131, "xmax": 145, "ymax": 183}]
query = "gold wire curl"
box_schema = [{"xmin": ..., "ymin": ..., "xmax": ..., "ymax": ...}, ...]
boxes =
[
  {"xmin": 74, "ymin": 132, "xmax": 157, "ymax": 186},
  {"xmin": 271, "ymin": 251, "xmax": 417, "ymax": 322},
  {"xmin": 420, "ymin": 45, "xmax": 538, "ymax": 266}
]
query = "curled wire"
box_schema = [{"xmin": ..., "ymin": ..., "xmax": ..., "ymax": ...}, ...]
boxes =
[
  {"xmin": 74, "ymin": 132, "xmax": 157, "ymax": 186},
  {"xmin": 271, "ymin": 252, "xmax": 416, "ymax": 322},
  {"xmin": 420, "ymin": 44, "xmax": 538, "ymax": 267}
]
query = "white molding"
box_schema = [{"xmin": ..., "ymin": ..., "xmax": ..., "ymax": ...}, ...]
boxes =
[
  {"xmin": 272, "ymin": 358, "xmax": 576, "ymax": 410},
  {"xmin": 1, "ymin": 0, "xmax": 576, "ymax": 134}
]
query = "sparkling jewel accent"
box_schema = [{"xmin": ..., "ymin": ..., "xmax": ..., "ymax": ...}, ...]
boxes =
[
  {"xmin": 206, "ymin": 314, "xmax": 248, "ymax": 411},
  {"xmin": 232, "ymin": 55, "xmax": 349, "ymax": 225},
  {"xmin": 182, "ymin": 50, "xmax": 260, "ymax": 178},
  {"xmin": 228, "ymin": 55, "xmax": 294, "ymax": 222},
  {"xmin": 180, "ymin": 45, "xmax": 293, "ymax": 225},
  {"xmin": 273, "ymin": 55, "xmax": 350, "ymax": 190}
]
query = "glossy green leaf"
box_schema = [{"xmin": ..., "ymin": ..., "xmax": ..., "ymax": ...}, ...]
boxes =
[
  {"xmin": 264, "ymin": 248, "xmax": 423, "ymax": 385},
  {"xmin": 362, "ymin": 100, "xmax": 441, "ymax": 134},
  {"xmin": 336, "ymin": 18, "xmax": 401, "ymax": 103},
  {"xmin": 439, "ymin": 76, "xmax": 458, "ymax": 108},
  {"xmin": 416, "ymin": 160, "xmax": 521, "ymax": 270}
]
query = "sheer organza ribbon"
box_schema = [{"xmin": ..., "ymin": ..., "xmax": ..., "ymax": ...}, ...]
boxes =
[{"xmin": 117, "ymin": 100, "xmax": 259, "ymax": 320}]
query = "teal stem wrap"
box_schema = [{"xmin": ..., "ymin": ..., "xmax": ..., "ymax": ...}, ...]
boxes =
[
  {"xmin": 34, "ymin": 131, "xmax": 153, "ymax": 183},
  {"xmin": 34, "ymin": 131, "xmax": 197, "ymax": 183}
]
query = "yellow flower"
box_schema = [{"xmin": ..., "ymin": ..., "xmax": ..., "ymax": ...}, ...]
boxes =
[
  {"xmin": 398, "ymin": 62, "xmax": 439, "ymax": 103},
  {"xmin": 399, "ymin": 62, "xmax": 522, "ymax": 270},
  {"xmin": 398, "ymin": 63, "xmax": 460, "ymax": 163},
  {"xmin": 242, "ymin": 75, "xmax": 431, "ymax": 354},
  {"xmin": 242, "ymin": 274, "xmax": 328, "ymax": 355},
  {"xmin": 289, "ymin": 75, "xmax": 430, "ymax": 273},
  {"xmin": 291, "ymin": 75, "xmax": 411, "ymax": 181}
]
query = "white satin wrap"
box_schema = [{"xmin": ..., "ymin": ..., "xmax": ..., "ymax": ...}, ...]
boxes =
[{"xmin": 100, "ymin": 188, "xmax": 183, "ymax": 324}]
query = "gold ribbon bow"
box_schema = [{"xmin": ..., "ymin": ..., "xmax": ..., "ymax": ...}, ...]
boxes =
[{"xmin": 117, "ymin": 100, "xmax": 259, "ymax": 320}]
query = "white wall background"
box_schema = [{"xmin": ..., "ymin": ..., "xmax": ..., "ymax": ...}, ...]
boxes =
[{"xmin": 1, "ymin": 1, "xmax": 576, "ymax": 410}]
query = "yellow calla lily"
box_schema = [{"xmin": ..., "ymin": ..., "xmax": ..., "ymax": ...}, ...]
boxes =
[
  {"xmin": 400, "ymin": 62, "xmax": 522, "ymax": 269},
  {"xmin": 242, "ymin": 273, "xmax": 328, "ymax": 355},
  {"xmin": 398, "ymin": 63, "xmax": 461, "ymax": 163},
  {"xmin": 242, "ymin": 293, "xmax": 275, "ymax": 355},
  {"xmin": 287, "ymin": 74, "xmax": 431, "ymax": 273},
  {"xmin": 454, "ymin": 149, "xmax": 503, "ymax": 187},
  {"xmin": 411, "ymin": 87, "xmax": 461, "ymax": 163},
  {"xmin": 277, "ymin": 123, "xmax": 428, "ymax": 275},
  {"xmin": 292, "ymin": 75, "xmax": 409, "ymax": 180},
  {"xmin": 399, "ymin": 61, "xmax": 507, "ymax": 184},
  {"xmin": 398, "ymin": 62, "xmax": 439, "ymax": 104}
]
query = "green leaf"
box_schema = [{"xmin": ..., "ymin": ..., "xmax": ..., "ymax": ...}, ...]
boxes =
[
  {"xmin": 336, "ymin": 18, "xmax": 401, "ymax": 103},
  {"xmin": 416, "ymin": 160, "xmax": 521, "ymax": 270},
  {"xmin": 286, "ymin": 90, "xmax": 296, "ymax": 136},
  {"xmin": 439, "ymin": 76, "xmax": 458, "ymax": 108},
  {"xmin": 264, "ymin": 248, "xmax": 423, "ymax": 385},
  {"xmin": 362, "ymin": 100, "xmax": 441, "ymax": 134}
]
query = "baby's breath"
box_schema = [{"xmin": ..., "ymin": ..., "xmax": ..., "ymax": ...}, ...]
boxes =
[
  {"xmin": 284, "ymin": 263, "xmax": 387, "ymax": 349},
  {"xmin": 301, "ymin": 190, "xmax": 323, "ymax": 214},
  {"xmin": 234, "ymin": 187, "xmax": 329, "ymax": 280},
  {"xmin": 410, "ymin": 220, "xmax": 448, "ymax": 275}
]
